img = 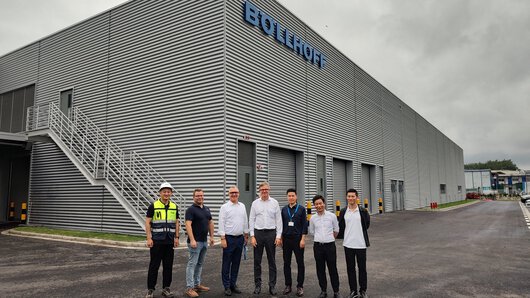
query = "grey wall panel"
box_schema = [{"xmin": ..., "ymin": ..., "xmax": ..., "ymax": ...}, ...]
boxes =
[
  {"xmin": 28, "ymin": 143, "xmax": 140, "ymax": 233},
  {"xmin": 19, "ymin": 0, "xmax": 225, "ymax": 233},
  {"xmin": 226, "ymin": 0, "xmax": 308, "ymax": 208},
  {"xmin": 382, "ymin": 91, "xmax": 403, "ymax": 211},
  {"xmin": 107, "ymin": 0, "xmax": 226, "ymax": 224},
  {"xmin": 26, "ymin": 12, "xmax": 137, "ymax": 233},
  {"xmin": 402, "ymin": 105, "xmax": 419, "ymax": 209},
  {"xmin": 355, "ymin": 73, "xmax": 383, "ymax": 166},
  {"xmin": 417, "ymin": 116, "xmax": 432, "ymax": 207},
  {"xmin": 428, "ymin": 124, "xmax": 441, "ymax": 202},
  {"xmin": 0, "ymin": 43, "xmax": 39, "ymax": 93}
]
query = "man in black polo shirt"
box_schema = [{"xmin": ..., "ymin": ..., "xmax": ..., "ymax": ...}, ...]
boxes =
[
  {"xmin": 281, "ymin": 188, "xmax": 308, "ymax": 297},
  {"xmin": 185, "ymin": 188, "xmax": 215, "ymax": 298}
]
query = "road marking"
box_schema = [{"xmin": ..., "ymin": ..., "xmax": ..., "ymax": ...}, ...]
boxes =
[{"xmin": 518, "ymin": 202, "xmax": 530, "ymax": 230}]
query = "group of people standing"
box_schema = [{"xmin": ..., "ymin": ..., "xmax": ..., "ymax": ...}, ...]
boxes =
[{"xmin": 144, "ymin": 181, "xmax": 371, "ymax": 298}]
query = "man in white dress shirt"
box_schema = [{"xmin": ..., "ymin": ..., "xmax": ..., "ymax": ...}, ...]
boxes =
[
  {"xmin": 218, "ymin": 186, "xmax": 249, "ymax": 296},
  {"xmin": 309, "ymin": 195, "xmax": 341, "ymax": 298},
  {"xmin": 249, "ymin": 181, "xmax": 282, "ymax": 295},
  {"xmin": 337, "ymin": 189, "xmax": 370, "ymax": 298}
]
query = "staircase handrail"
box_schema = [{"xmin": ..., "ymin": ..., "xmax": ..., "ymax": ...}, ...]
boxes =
[{"xmin": 25, "ymin": 102, "xmax": 186, "ymax": 230}]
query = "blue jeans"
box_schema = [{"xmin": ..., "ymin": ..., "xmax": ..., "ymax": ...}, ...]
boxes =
[{"xmin": 186, "ymin": 241, "xmax": 208, "ymax": 288}]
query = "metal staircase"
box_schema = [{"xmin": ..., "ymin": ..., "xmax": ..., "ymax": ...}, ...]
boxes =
[{"xmin": 25, "ymin": 102, "xmax": 186, "ymax": 231}]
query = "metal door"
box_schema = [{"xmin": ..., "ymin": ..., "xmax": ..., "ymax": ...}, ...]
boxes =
[
  {"xmin": 238, "ymin": 141, "xmax": 255, "ymax": 208},
  {"xmin": 398, "ymin": 181, "xmax": 405, "ymax": 210},
  {"xmin": 59, "ymin": 89, "xmax": 73, "ymax": 117},
  {"xmin": 391, "ymin": 180, "xmax": 398, "ymax": 211}
]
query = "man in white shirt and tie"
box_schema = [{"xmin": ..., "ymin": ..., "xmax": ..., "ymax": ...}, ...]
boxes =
[
  {"xmin": 249, "ymin": 181, "xmax": 283, "ymax": 295},
  {"xmin": 309, "ymin": 195, "xmax": 341, "ymax": 298},
  {"xmin": 218, "ymin": 186, "xmax": 249, "ymax": 296}
]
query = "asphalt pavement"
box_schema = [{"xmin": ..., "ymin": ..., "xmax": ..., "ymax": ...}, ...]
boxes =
[{"xmin": 1, "ymin": 200, "xmax": 529, "ymax": 297}]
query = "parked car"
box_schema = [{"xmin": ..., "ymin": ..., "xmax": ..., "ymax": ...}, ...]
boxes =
[{"xmin": 520, "ymin": 194, "xmax": 530, "ymax": 203}]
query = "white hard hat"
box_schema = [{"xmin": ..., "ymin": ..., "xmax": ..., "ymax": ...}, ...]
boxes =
[{"xmin": 159, "ymin": 182, "xmax": 174, "ymax": 192}]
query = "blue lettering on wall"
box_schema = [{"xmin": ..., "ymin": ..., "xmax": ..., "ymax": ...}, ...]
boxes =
[{"xmin": 244, "ymin": 1, "xmax": 327, "ymax": 69}]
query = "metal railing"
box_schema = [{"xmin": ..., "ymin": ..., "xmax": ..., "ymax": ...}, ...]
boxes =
[{"xmin": 26, "ymin": 103, "xmax": 186, "ymax": 229}]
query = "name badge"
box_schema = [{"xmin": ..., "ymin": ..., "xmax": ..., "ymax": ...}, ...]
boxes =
[{"xmin": 288, "ymin": 221, "xmax": 294, "ymax": 227}]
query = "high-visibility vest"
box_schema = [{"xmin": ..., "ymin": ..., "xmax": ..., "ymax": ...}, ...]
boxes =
[{"xmin": 151, "ymin": 199, "xmax": 178, "ymax": 241}]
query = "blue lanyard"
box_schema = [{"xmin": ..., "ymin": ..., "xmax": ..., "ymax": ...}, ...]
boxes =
[{"xmin": 287, "ymin": 204, "xmax": 299, "ymax": 221}]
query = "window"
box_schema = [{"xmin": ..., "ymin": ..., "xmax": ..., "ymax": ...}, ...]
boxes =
[{"xmin": 440, "ymin": 184, "xmax": 446, "ymax": 194}]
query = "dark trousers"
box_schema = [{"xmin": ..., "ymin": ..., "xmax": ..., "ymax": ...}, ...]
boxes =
[
  {"xmin": 313, "ymin": 242, "xmax": 339, "ymax": 292},
  {"xmin": 282, "ymin": 235, "xmax": 305, "ymax": 288},
  {"xmin": 344, "ymin": 247, "xmax": 367, "ymax": 293},
  {"xmin": 222, "ymin": 235, "xmax": 244, "ymax": 289},
  {"xmin": 253, "ymin": 229, "xmax": 277, "ymax": 288},
  {"xmin": 147, "ymin": 243, "xmax": 174, "ymax": 290}
]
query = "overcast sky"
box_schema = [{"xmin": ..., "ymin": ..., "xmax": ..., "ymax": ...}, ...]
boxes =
[{"xmin": 1, "ymin": 0, "xmax": 529, "ymax": 169}]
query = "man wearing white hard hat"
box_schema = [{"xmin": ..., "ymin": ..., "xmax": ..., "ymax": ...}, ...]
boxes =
[{"xmin": 145, "ymin": 182, "xmax": 180, "ymax": 298}]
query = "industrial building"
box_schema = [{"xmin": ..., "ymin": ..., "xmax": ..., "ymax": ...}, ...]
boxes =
[{"xmin": 0, "ymin": 0, "xmax": 465, "ymax": 234}]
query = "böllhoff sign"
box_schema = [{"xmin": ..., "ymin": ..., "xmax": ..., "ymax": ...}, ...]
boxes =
[{"xmin": 244, "ymin": 1, "xmax": 327, "ymax": 69}]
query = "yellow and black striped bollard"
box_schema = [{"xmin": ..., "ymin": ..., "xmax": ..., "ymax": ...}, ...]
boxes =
[
  {"xmin": 21, "ymin": 202, "xmax": 27, "ymax": 224},
  {"xmin": 378, "ymin": 198, "xmax": 383, "ymax": 214},
  {"xmin": 364, "ymin": 198, "xmax": 369, "ymax": 209},
  {"xmin": 335, "ymin": 200, "xmax": 341, "ymax": 217},
  {"xmin": 8, "ymin": 202, "xmax": 15, "ymax": 221}
]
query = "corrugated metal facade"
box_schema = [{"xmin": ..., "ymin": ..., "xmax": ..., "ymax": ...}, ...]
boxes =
[{"xmin": 0, "ymin": 0, "xmax": 465, "ymax": 234}]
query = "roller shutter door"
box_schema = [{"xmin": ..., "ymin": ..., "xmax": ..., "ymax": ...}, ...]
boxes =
[
  {"xmin": 333, "ymin": 159, "xmax": 347, "ymax": 205},
  {"xmin": 269, "ymin": 147, "xmax": 296, "ymax": 206}
]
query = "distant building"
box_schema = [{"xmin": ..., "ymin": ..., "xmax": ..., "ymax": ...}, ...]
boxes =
[
  {"xmin": 491, "ymin": 170, "xmax": 527, "ymax": 194},
  {"xmin": 465, "ymin": 169, "xmax": 493, "ymax": 194}
]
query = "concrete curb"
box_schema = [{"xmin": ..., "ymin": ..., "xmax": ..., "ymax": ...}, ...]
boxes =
[
  {"xmin": 415, "ymin": 199, "xmax": 481, "ymax": 212},
  {"xmin": 1, "ymin": 229, "xmax": 222, "ymax": 250},
  {"xmin": 1, "ymin": 229, "xmax": 148, "ymax": 250}
]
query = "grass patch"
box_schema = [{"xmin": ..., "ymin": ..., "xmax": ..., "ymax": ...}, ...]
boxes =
[
  {"xmin": 14, "ymin": 226, "xmax": 145, "ymax": 242},
  {"xmin": 437, "ymin": 199, "xmax": 475, "ymax": 209}
]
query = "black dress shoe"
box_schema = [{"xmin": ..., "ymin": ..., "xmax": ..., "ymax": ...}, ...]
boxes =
[
  {"xmin": 230, "ymin": 286, "xmax": 242, "ymax": 294},
  {"xmin": 319, "ymin": 291, "xmax": 328, "ymax": 298},
  {"xmin": 269, "ymin": 286, "xmax": 277, "ymax": 295},
  {"xmin": 283, "ymin": 285, "xmax": 292, "ymax": 295},
  {"xmin": 253, "ymin": 285, "xmax": 261, "ymax": 294},
  {"xmin": 224, "ymin": 288, "xmax": 232, "ymax": 296},
  {"xmin": 333, "ymin": 292, "xmax": 342, "ymax": 298},
  {"xmin": 296, "ymin": 287, "xmax": 304, "ymax": 297}
]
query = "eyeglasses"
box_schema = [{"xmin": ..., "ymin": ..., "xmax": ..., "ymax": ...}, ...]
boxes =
[
  {"xmin": 259, "ymin": 188, "xmax": 270, "ymax": 192},
  {"xmin": 229, "ymin": 192, "xmax": 239, "ymax": 195}
]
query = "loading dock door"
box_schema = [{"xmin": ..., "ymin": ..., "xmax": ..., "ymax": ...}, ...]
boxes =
[
  {"xmin": 361, "ymin": 164, "xmax": 377, "ymax": 213},
  {"xmin": 333, "ymin": 159, "xmax": 347, "ymax": 207},
  {"xmin": 269, "ymin": 147, "xmax": 296, "ymax": 206}
]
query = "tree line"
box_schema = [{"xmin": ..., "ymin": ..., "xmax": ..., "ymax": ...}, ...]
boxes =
[{"xmin": 464, "ymin": 159, "xmax": 518, "ymax": 170}]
